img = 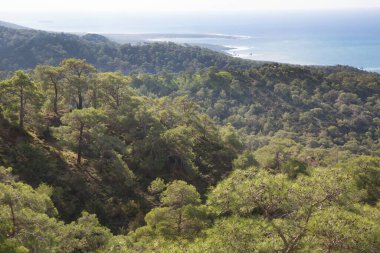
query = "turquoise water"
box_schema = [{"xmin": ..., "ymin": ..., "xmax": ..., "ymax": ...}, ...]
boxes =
[
  {"xmin": 1, "ymin": 9, "xmax": 379, "ymax": 72},
  {"xmin": 151, "ymin": 36, "xmax": 380, "ymax": 72}
]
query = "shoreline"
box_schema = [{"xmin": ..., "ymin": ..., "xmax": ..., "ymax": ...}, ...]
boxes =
[
  {"xmin": 104, "ymin": 33, "xmax": 251, "ymax": 44},
  {"xmin": 100, "ymin": 33, "xmax": 380, "ymax": 74}
]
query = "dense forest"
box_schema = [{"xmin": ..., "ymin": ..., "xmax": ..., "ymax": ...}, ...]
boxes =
[
  {"xmin": 130, "ymin": 64, "xmax": 380, "ymax": 154},
  {"xmin": 1, "ymin": 23, "xmax": 380, "ymax": 252}
]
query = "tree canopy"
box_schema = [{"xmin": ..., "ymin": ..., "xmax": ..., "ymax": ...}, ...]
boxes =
[{"xmin": 0, "ymin": 48, "xmax": 379, "ymax": 252}]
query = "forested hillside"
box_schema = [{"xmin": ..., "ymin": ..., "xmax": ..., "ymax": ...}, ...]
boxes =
[
  {"xmin": 1, "ymin": 58, "xmax": 380, "ymax": 252},
  {"xmin": 0, "ymin": 26, "xmax": 380, "ymax": 252},
  {"xmin": 0, "ymin": 25, "xmax": 259, "ymax": 73},
  {"xmin": 131, "ymin": 64, "xmax": 380, "ymax": 155}
]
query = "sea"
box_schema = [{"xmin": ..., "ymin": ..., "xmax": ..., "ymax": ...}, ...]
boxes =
[{"xmin": 1, "ymin": 9, "xmax": 380, "ymax": 73}]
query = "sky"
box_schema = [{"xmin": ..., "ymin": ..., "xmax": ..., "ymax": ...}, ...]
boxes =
[{"xmin": 1, "ymin": 0, "xmax": 380, "ymax": 12}]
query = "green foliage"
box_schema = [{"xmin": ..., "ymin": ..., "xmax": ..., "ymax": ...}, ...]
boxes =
[
  {"xmin": 60, "ymin": 58, "xmax": 96, "ymax": 109},
  {"xmin": 0, "ymin": 166, "xmax": 63, "ymax": 252},
  {"xmin": 61, "ymin": 211, "xmax": 113, "ymax": 252},
  {"xmin": 0, "ymin": 33, "xmax": 379, "ymax": 252},
  {"xmin": 148, "ymin": 178, "xmax": 167, "ymax": 195},
  {"xmin": 0, "ymin": 166, "xmax": 131, "ymax": 253},
  {"xmin": 232, "ymin": 150, "xmax": 257, "ymax": 170},
  {"xmin": 206, "ymin": 166, "xmax": 362, "ymax": 252},
  {"xmin": 53, "ymin": 108, "xmax": 107, "ymax": 164},
  {"xmin": 309, "ymin": 206, "xmax": 379, "ymax": 252},
  {"xmin": 160, "ymin": 180, "xmax": 201, "ymax": 208},
  {"xmin": 0, "ymin": 71, "xmax": 40, "ymax": 128},
  {"xmin": 343, "ymin": 156, "xmax": 380, "ymax": 204},
  {"xmin": 188, "ymin": 217, "xmax": 277, "ymax": 253},
  {"xmin": 96, "ymin": 72, "xmax": 132, "ymax": 109},
  {"xmin": 131, "ymin": 64, "xmax": 380, "ymax": 156},
  {"xmin": 281, "ymin": 159, "xmax": 309, "ymax": 179},
  {"xmin": 34, "ymin": 64, "xmax": 64, "ymax": 115},
  {"xmin": 1, "ymin": 60, "xmax": 241, "ymax": 235},
  {"xmin": 141, "ymin": 181, "xmax": 207, "ymax": 240},
  {"xmin": 254, "ymin": 138, "xmax": 300, "ymax": 170}
]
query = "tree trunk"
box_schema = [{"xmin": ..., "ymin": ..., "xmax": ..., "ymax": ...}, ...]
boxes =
[
  {"xmin": 78, "ymin": 90, "xmax": 83, "ymax": 109},
  {"xmin": 8, "ymin": 200, "xmax": 17, "ymax": 238},
  {"xmin": 53, "ymin": 83, "xmax": 58, "ymax": 114},
  {"xmin": 116, "ymin": 94, "xmax": 120, "ymax": 108},
  {"xmin": 177, "ymin": 210, "xmax": 183, "ymax": 234},
  {"xmin": 275, "ymin": 151, "xmax": 281, "ymax": 171},
  {"xmin": 77, "ymin": 122, "xmax": 84, "ymax": 164},
  {"xmin": 92, "ymin": 89, "xmax": 97, "ymax": 108},
  {"xmin": 19, "ymin": 87, "xmax": 25, "ymax": 128}
]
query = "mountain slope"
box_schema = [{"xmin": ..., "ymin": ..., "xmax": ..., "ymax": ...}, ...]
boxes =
[{"xmin": 1, "ymin": 61, "xmax": 380, "ymax": 252}]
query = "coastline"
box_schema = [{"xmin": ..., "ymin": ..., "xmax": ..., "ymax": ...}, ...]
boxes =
[
  {"xmin": 101, "ymin": 33, "xmax": 380, "ymax": 74},
  {"xmin": 104, "ymin": 33, "xmax": 250, "ymax": 44}
]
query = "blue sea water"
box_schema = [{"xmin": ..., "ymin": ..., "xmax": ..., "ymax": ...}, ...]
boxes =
[{"xmin": 1, "ymin": 9, "xmax": 380, "ymax": 72}]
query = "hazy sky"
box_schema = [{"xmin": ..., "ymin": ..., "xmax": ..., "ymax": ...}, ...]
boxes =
[{"xmin": 2, "ymin": 0, "xmax": 380, "ymax": 12}]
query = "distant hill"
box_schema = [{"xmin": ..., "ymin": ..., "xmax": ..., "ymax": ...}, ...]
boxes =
[
  {"xmin": 0, "ymin": 20, "xmax": 29, "ymax": 29},
  {"xmin": 82, "ymin": 33, "xmax": 111, "ymax": 43},
  {"xmin": 0, "ymin": 25, "xmax": 261, "ymax": 73}
]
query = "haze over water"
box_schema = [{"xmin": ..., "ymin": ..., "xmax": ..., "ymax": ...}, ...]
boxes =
[{"xmin": 2, "ymin": 9, "xmax": 380, "ymax": 72}]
